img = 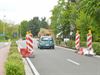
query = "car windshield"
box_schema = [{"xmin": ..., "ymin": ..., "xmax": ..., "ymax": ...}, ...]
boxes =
[{"xmin": 41, "ymin": 37, "xmax": 53, "ymax": 41}]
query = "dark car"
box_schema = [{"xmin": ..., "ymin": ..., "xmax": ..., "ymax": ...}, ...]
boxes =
[{"xmin": 37, "ymin": 36, "xmax": 55, "ymax": 49}]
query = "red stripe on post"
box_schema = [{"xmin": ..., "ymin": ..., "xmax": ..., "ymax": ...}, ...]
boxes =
[
  {"xmin": 87, "ymin": 36, "xmax": 92, "ymax": 42},
  {"xmin": 76, "ymin": 36, "xmax": 80, "ymax": 40},
  {"xmin": 28, "ymin": 43, "xmax": 33, "ymax": 49},
  {"xmin": 28, "ymin": 37, "xmax": 33, "ymax": 43}
]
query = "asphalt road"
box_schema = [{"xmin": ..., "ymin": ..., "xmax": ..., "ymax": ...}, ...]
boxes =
[{"xmin": 20, "ymin": 39, "xmax": 100, "ymax": 75}]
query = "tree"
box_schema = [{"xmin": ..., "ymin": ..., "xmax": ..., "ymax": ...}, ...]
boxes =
[
  {"xmin": 28, "ymin": 17, "xmax": 40, "ymax": 36},
  {"xmin": 51, "ymin": 0, "xmax": 74, "ymax": 38},
  {"xmin": 76, "ymin": 0, "xmax": 100, "ymax": 41},
  {"xmin": 51, "ymin": 0, "xmax": 100, "ymax": 42},
  {"xmin": 20, "ymin": 20, "xmax": 28, "ymax": 37},
  {"xmin": 18, "ymin": 17, "xmax": 49, "ymax": 37},
  {"xmin": 40, "ymin": 17, "xmax": 49, "ymax": 28},
  {"xmin": 0, "ymin": 20, "xmax": 4, "ymax": 33}
]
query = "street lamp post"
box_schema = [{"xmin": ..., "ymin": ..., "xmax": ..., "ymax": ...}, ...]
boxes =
[{"xmin": 3, "ymin": 15, "xmax": 6, "ymax": 40}]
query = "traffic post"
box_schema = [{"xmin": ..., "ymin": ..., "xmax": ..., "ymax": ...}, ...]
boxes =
[
  {"xmin": 86, "ymin": 30, "xmax": 95, "ymax": 56},
  {"xmin": 20, "ymin": 32, "xmax": 30, "ymax": 57},
  {"xmin": 20, "ymin": 31, "xmax": 34, "ymax": 57},
  {"xmin": 75, "ymin": 31, "xmax": 80, "ymax": 52},
  {"xmin": 26, "ymin": 31, "xmax": 34, "ymax": 57}
]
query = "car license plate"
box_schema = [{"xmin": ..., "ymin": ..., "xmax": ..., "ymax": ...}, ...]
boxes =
[{"xmin": 46, "ymin": 44, "xmax": 49, "ymax": 46}]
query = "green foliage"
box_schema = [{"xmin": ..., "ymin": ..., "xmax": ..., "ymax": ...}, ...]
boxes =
[
  {"xmin": 0, "ymin": 20, "xmax": 3, "ymax": 32},
  {"xmin": 65, "ymin": 40, "xmax": 75, "ymax": 48},
  {"xmin": 18, "ymin": 17, "xmax": 49, "ymax": 37},
  {"xmin": 5, "ymin": 60, "xmax": 24, "ymax": 75},
  {"xmin": 0, "ymin": 36, "xmax": 5, "ymax": 41},
  {"xmin": 5, "ymin": 41, "xmax": 25, "ymax": 75},
  {"xmin": 20, "ymin": 20, "xmax": 28, "ymax": 37},
  {"xmin": 93, "ymin": 42, "xmax": 100, "ymax": 55},
  {"xmin": 28, "ymin": 17, "xmax": 40, "ymax": 36},
  {"xmin": 58, "ymin": 40, "xmax": 100, "ymax": 55},
  {"xmin": 51, "ymin": 0, "xmax": 100, "ymax": 42},
  {"xmin": 80, "ymin": 42, "xmax": 87, "ymax": 47},
  {"xmin": 0, "ymin": 20, "xmax": 19, "ymax": 40},
  {"xmin": 75, "ymin": 11, "xmax": 93, "ymax": 41},
  {"xmin": 40, "ymin": 17, "xmax": 48, "ymax": 28},
  {"xmin": 51, "ymin": 0, "xmax": 71, "ymax": 38},
  {"xmin": 66, "ymin": 41, "xmax": 100, "ymax": 55},
  {"xmin": 77, "ymin": 0, "xmax": 100, "ymax": 41}
]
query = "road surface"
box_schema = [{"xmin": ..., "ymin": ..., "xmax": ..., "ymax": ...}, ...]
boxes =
[{"xmin": 20, "ymin": 39, "xmax": 100, "ymax": 75}]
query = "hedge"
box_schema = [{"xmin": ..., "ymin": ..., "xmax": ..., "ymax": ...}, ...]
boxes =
[
  {"xmin": 93, "ymin": 42, "xmax": 100, "ymax": 55},
  {"xmin": 56, "ymin": 39, "xmax": 100, "ymax": 55},
  {"xmin": 5, "ymin": 41, "xmax": 25, "ymax": 75}
]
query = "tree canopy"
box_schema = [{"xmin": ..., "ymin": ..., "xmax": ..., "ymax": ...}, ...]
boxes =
[
  {"xmin": 19, "ymin": 17, "xmax": 49, "ymax": 37},
  {"xmin": 50, "ymin": 0, "xmax": 100, "ymax": 42}
]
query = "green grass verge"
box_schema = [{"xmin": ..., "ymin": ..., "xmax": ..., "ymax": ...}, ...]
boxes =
[{"xmin": 5, "ymin": 41, "xmax": 25, "ymax": 75}]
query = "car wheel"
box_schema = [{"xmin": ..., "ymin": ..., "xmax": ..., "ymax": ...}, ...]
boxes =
[
  {"xmin": 52, "ymin": 46, "xmax": 55, "ymax": 49},
  {"xmin": 39, "ymin": 46, "xmax": 42, "ymax": 49},
  {"xmin": 38, "ymin": 46, "xmax": 40, "ymax": 49}
]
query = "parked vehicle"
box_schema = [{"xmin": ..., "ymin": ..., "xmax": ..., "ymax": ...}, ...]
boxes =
[{"xmin": 37, "ymin": 36, "xmax": 55, "ymax": 49}]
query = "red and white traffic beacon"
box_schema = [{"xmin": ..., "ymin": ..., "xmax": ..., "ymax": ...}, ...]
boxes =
[
  {"xmin": 75, "ymin": 30, "xmax": 84, "ymax": 55},
  {"xmin": 86, "ymin": 30, "xmax": 95, "ymax": 56},
  {"xmin": 20, "ymin": 32, "xmax": 30, "ymax": 57},
  {"xmin": 75, "ymin": 30, "xmax": 80, "ymax": 50},
  {"xmin": 25, "ymin": 31, "xmax": 34, "ymax": 57},
  {"xmin": 27, "ymin": 31, "xmax": 34, "ymax": 56},
  {"xmin": 20, "ymin": 31, "xmax": 34, "ymax": 57}
]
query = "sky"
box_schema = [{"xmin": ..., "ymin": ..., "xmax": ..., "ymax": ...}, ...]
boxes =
[{"xmin": 0, "ymin": 0, "xmax": 58, "ymax": 24}]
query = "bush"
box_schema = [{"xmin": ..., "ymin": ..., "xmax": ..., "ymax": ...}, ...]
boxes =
[
  {"xmin": 55, "ymin": 38, "xmax": 62, "ymax": 45},
  {"xmin": 5, "ymin": 60, "xmax": 24, "ymax": 75},
  {"xmin": 93, "ymin": 42, "xmax": 100, "ymax": 55},
  {"xmin": 65, "ymin": 40, "xmax": 75, "ymax": 49},
  {"xmin": 58, "ymin": 40, "xmax": 100, "ymax": 55},
  {"xmin": 80, "ymin": 42, "xmax": 87, "ymax": 47},
  {"xmin": 22, "ymin": 37, "xmax": 26, "ymax": 40},
  {"xmin": 5, "ymin": 41, "xmax": 25, "ymax": 75},
  {"xmin": 79, "ymin": 42, "xmax": 100, "ymax": 55},
  {"xmin": 80, "ymin": 42, "xmax": 100, "ymax": 55}
]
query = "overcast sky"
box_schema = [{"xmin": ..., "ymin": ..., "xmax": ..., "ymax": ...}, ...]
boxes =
[{"xmin": 0, "ymin": 0, "xmax": 58, "ymax": 24}]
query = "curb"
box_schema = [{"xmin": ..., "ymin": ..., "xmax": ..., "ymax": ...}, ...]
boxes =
[
  {"xmin": 56, "ymin": 46, "xmax": 100, "ymax": 58},
  {"xmin": 26, "ymin": 58, "xmax": 40, "ymax": 75},
  {"xmin": 17, "ymin": 40, "xmax": 39, "ymax": 75},
  {"xmin": 56, "ymin": 46, "xmax": 75, "ymax": 52},
  {"xmin": 94, "ymin": 55, "xmax": 100, "ymax": 58},
  {"xmin": 22, "ymin": 58, "xmax": 34, "ymax": 75},
  {"xmin": 17, "ymin": 41, "xmax": 33, "ymax": 75}
]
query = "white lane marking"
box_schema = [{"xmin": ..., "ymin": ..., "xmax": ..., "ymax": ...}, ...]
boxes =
[
  {"xmin": 67, "ymin": 59, "xmax": 80, "ymax": 66},
  {"xmin": 26, "ymin": 58, "xmax": 40, "ymax": 75}
]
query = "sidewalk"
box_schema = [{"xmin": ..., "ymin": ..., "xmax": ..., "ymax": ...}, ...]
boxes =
[{"xmin": 0, "ymin": 43, "xmax": 11, "ymax": 75}]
